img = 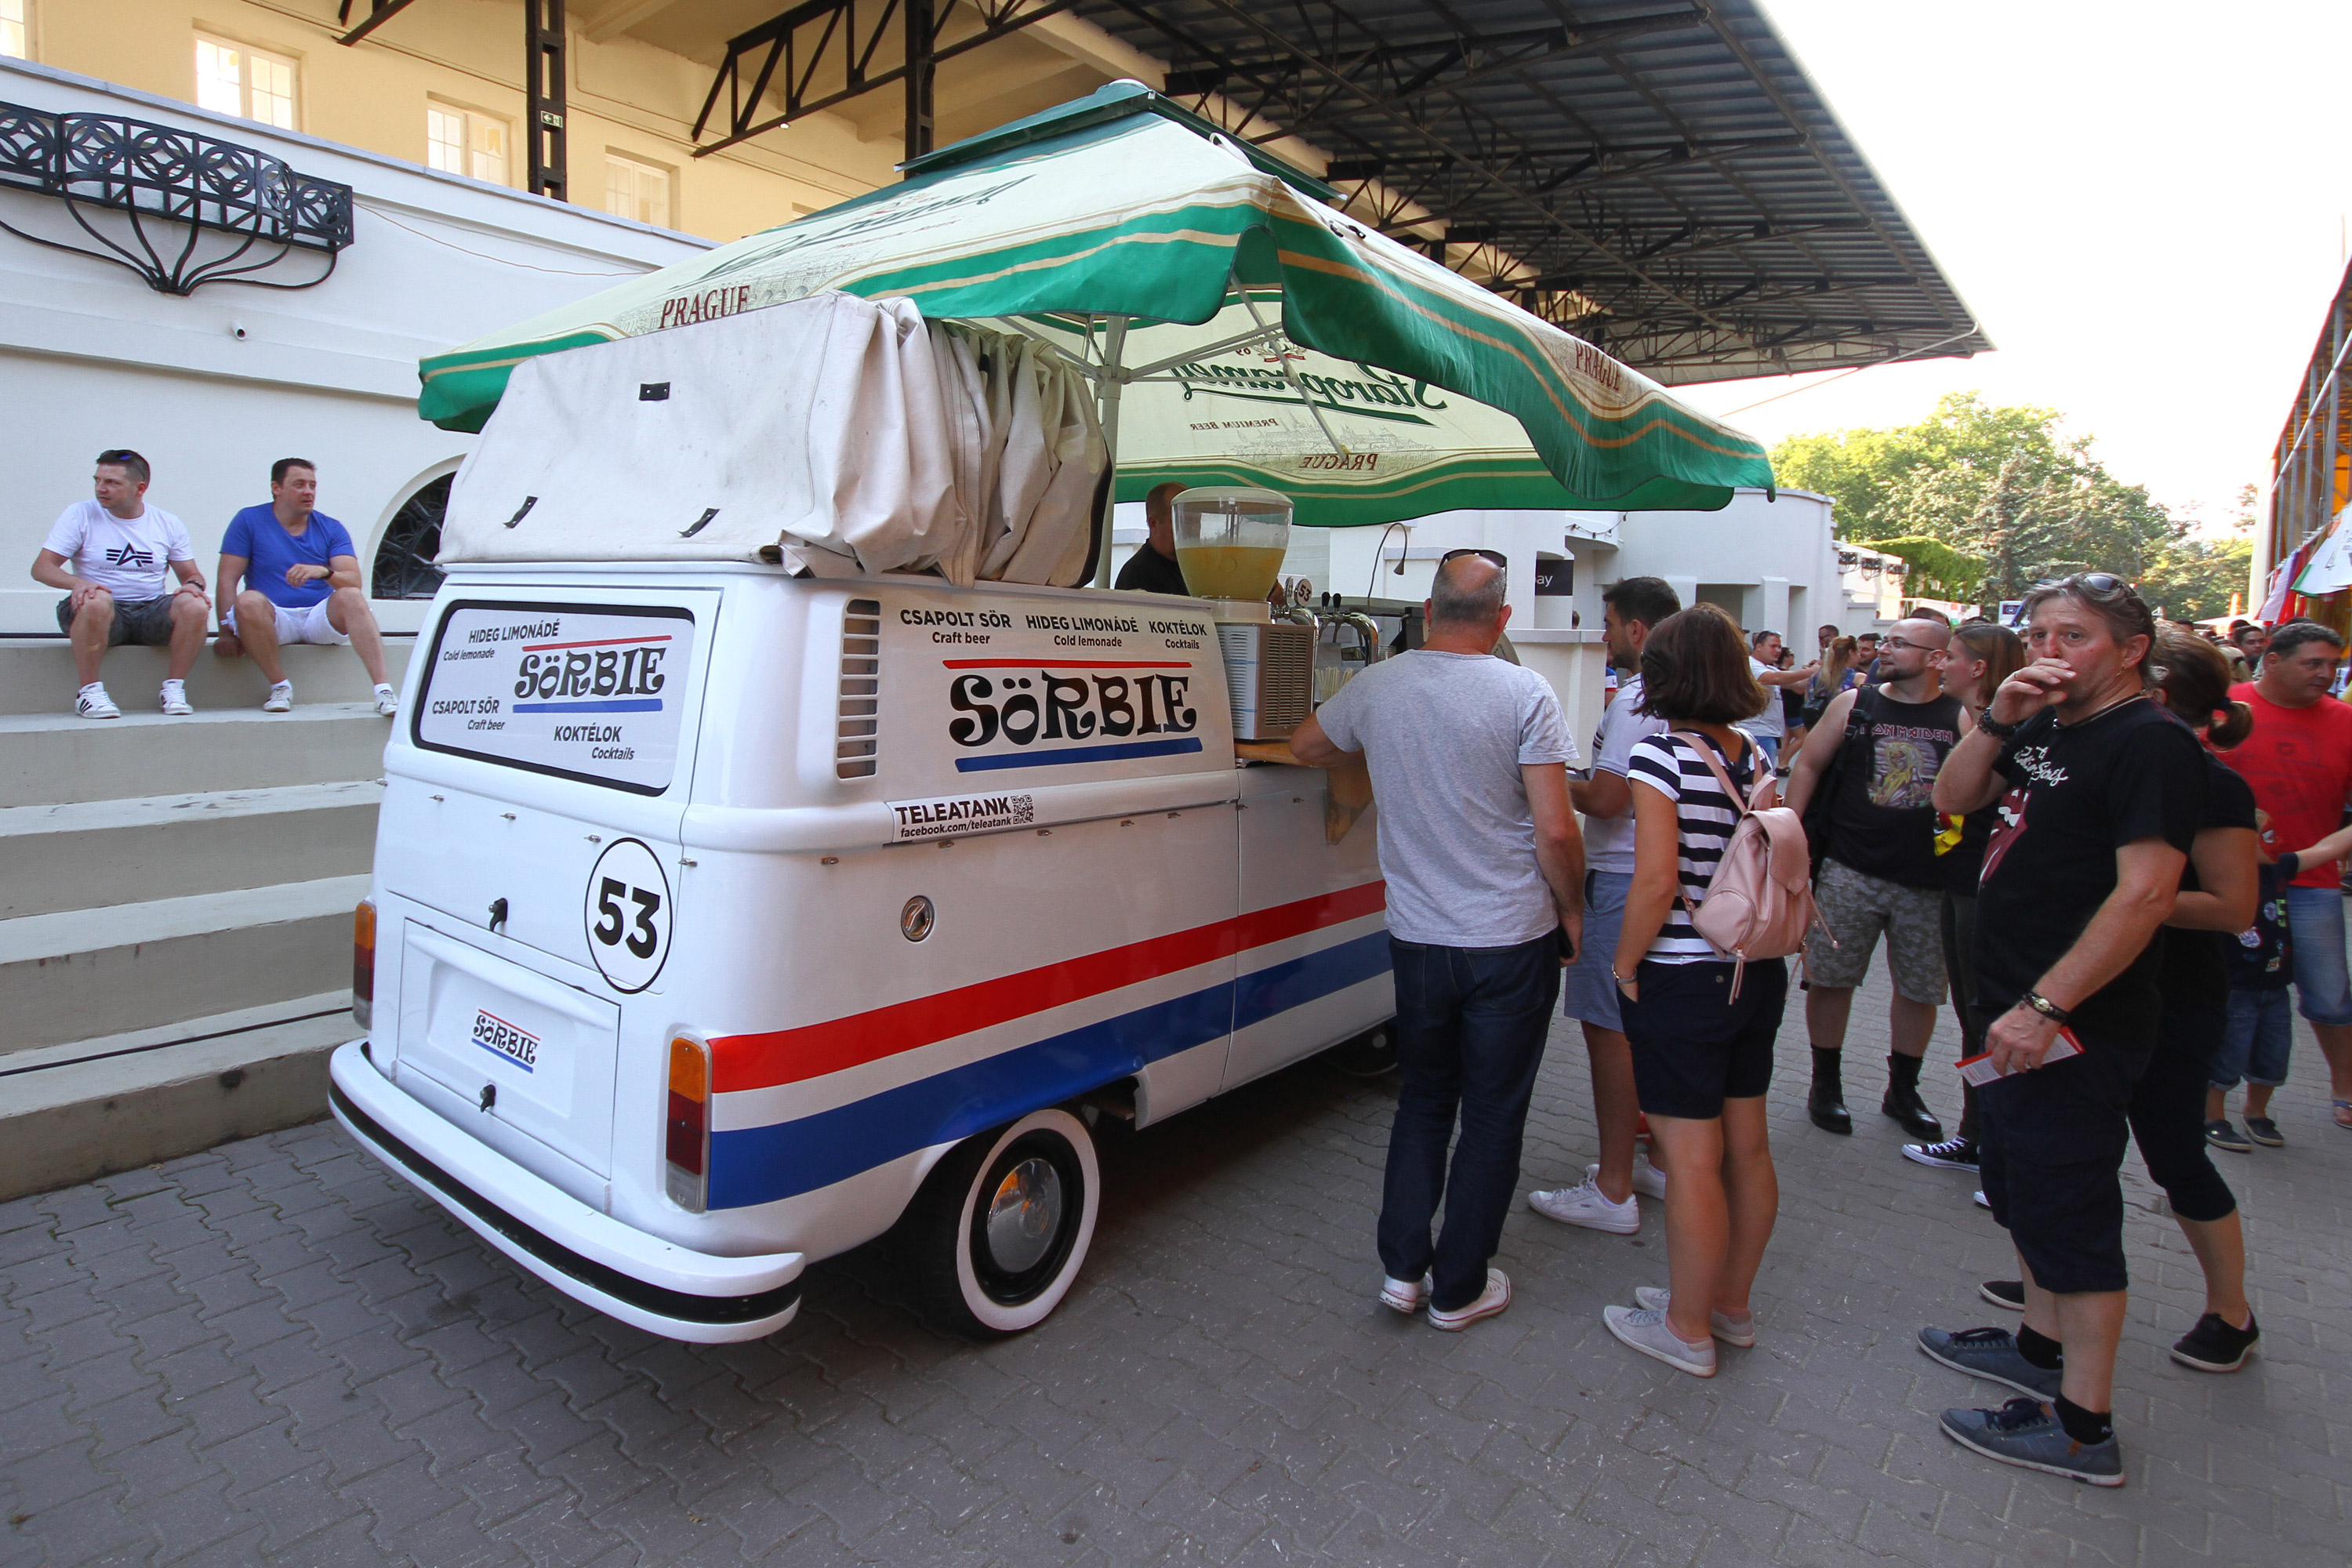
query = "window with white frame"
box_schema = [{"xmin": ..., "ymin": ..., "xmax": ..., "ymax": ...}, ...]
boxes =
[
  {"xmin": 603, "ymin": 154, "xmax": 672, "ymax": 229},
  {"xmin": 426, "ymin": 103, "xmax": 509, "ymax": 185},
  {"xmin": 1, "ymin": 1, "xmax": 31, "ymax": 61},
  {"xmin": 194, "ymin": 35, "xmax": 296, "ymax": 129}
]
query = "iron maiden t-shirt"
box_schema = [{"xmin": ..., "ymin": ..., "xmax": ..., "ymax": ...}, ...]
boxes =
[{"xmin": 1974, "ymin": 699, "xmax": 2205, "ymax": 1032}]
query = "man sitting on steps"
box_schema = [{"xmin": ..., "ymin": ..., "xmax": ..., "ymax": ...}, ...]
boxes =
[
  {"xmin": 31, "ymin": 448, "xmax": 209, "ymax": 719},
  {"xmin": 215, "ymin": 458, "xmax": 398, "ymax": 717}
]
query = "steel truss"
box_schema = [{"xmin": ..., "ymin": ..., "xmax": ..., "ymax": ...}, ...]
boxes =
[
  {"xmin": 1072, "ymin": 0, "xmax": 1985, "ymax": 380},
  {"xmin": 690, "ymin": 0, "xmax": 1072, "ymax": 160}
]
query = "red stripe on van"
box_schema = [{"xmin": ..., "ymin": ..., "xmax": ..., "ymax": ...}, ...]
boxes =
[
  {"xmin": 710, "ymin": 881, "xmax": 1385, "ymax": 1093},
  {"xmin": 940, "ymin": 659, "xmax": 1196, "ymax": 670}
]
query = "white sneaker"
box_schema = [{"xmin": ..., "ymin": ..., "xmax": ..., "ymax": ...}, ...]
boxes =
[
  {"xmin": 372, "ymin": 684, "xmax": 398, "ymax": 717},
  {"xmin": 263, "ymin": 681, "xmax": 292, "ymax": 713},
  {"xmin": 75, "ymin": 685, "xmax": 120, "ymax": 720},
  {"xmin": 1378, "ymin": 1272, "xmax": 1429, "ymax": 1315},
  {"xmin": 159, "ymin": 680, "xmax": 193, "ymax": 716},
  {"xmin": 1592, "ymin": 1157, "xmax": 1668, "ymax": 1201},
  {"xmin": 1973, "ymin": 1189, "xmax": 1991, "ymax": 1210},
  {"xmin": 1528, "ymin": 1174, "xmax": 1640, "ymax": 1234},
  {"xmin": 1632, "ymin": 1285, "xmax": 1757, "ymax": 1348},
  {"xmin": 1428, "ymin": 1268, "xmax": 1511, "ymax": 1331},
  {"xmin": 1604, "ymin": 1304, "xmax": 1718, "ymax": 1376}
]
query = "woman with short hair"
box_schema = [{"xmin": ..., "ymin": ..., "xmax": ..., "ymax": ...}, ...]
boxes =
[{"xmin": 1603, "ymin": 603, "xmax": 1788, "ymax": 1377}]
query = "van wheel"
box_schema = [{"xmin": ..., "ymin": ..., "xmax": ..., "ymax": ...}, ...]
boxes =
[
  {"xmin": 1323, "ymin": 1022, "xmax": 1399, "ymax": 1078},
  {"xmin": 900, "ymin": 1109, "xmax": 1100, "ymax": 1338}
]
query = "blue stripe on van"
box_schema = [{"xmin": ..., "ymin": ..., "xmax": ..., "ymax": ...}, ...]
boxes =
[
  {"xmin": 705, "ymin": 929, "xmax": 1390, "ymax": 1208},
  {"xmin": 512, "ymin": 699, "xmax": 665, "ymax": 713},
  {"xmin": 953, "ymin": 737, "xmax": 1205, "ymax": 772}
]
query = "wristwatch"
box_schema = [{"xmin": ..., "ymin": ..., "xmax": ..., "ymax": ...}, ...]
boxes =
[
  {"xmin": 2020, "ymin": 989, "xmax": 2072, "ymax": 1025},
  {"xmin": 1975, "ymin": 713, "xmax": 2024, "ymax": 741}
]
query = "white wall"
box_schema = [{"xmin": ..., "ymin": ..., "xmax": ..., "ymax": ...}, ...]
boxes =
[{"xmin": 0, "ymin": 57, "xmax": 712, "ymax": 633}]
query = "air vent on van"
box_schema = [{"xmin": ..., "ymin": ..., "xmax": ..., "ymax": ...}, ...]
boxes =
[{"xmin": 836, "ymin": 597, "xmax": 881, "ymax": 779}]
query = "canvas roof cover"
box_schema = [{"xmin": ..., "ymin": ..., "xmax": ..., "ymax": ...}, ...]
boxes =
[{"xmin": 437, "ymin": 292, "xmax": 1104, "ymax": 584}]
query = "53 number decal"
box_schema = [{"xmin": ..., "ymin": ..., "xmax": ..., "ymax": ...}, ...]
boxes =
[{"xmin": 583, "ymin": 838, "xmax": 672, "ymax": 993}]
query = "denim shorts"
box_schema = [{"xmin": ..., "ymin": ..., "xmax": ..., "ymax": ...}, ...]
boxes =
[
  {"xmin": 2285, "ymin": 886, "xmax": 2352, "ymax": 1026},
  {"xmin": 2215, "ymin": 988, "xmax": 2293, "ymax": 1089},
  {"xmin": 1562, "ymin": 870, "xmax": 1632, "ymax": 1031},
  {"xmin": 1619, "ymin": 957, "xmax": 1786, "ymax": 1119}
]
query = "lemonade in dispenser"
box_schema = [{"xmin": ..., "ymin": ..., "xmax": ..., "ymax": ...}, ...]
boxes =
[{"xmin": 1171, "ymin": 487, "xmax": 1292, "ymax": 613}]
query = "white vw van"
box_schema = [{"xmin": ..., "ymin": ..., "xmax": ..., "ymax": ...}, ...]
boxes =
[{"xmin": 332, "ymin": 564, "xmax": 1392, "ymax": 1342}]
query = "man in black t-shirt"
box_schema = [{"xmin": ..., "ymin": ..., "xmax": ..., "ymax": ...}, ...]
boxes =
[
  {"xmin": 1112, "ymin": 481, "xmax": 1192, "ymax": 595},
  {"xmin": 1784, "ymin": 616, "xmax": 1962, "ymax": 1143},
  {"xmin": 1921, "ymin": 574, "xmax": 2205, "ymax": 1487}
]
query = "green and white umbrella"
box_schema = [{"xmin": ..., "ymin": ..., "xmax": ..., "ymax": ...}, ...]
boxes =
[
  {"xmin": 418, "ymin": 82, "xmax": 1772, "ymax": 557},
  {"xmin": 1000, "ymin": 298, "xmax": 1612, "ymax": 528}
]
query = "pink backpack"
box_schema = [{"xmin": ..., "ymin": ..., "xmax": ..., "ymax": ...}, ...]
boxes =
[{"xmin": 1668, "ymin": 731, "xmax": 1833, "ymax": 997}]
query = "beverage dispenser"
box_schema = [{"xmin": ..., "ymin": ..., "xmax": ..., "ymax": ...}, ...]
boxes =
[{"xmin": 1170, "ymin": 487, "xmax": 1312, "ymax": 740}]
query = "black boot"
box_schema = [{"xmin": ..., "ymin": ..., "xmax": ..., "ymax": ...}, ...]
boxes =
[
  {"xmin": 1809, "ymin": 1048, "xmax": 1852, "ymax": 1134},
  {"xmin": 1882, "ymin": 1053, "xmax": 1944, "ymax": 1141}
]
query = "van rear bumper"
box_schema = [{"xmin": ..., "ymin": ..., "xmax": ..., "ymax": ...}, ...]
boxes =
[{"xmin": 328, "ymin": 1043, "xmax": 802, "ymax": 1343}]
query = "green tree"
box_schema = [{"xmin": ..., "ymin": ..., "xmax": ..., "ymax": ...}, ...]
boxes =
[{"xmin": 1773, "ymin": 391, "xmax": 2190, "ymax": 606}]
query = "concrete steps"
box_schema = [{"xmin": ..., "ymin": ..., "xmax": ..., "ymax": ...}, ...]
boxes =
[
  {"xmin": 0, "ymin": 637, "xmax": 397, "ymax": 1194},
  {"xmin": 0, "ymin": 636, "xmax": 414, "ymax": 714},
  {"xmin": 0, "ymin": 994, "xmax": 354, "ymax": 1202},
  {"xmin": 0, "ymin": 780, "xmax": 382, "ymax": 918},
  {"xmin": 0, "ymin": 704, "xmax": 392, "ymax": 808},
  {"xmin": 0, "ymin": 874, "xmax": 372, "ymax": 1054}
]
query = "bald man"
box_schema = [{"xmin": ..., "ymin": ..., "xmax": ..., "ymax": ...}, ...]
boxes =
[
  {"xmin": 1115, "ymin": 480, "xmax": 1192, "ymax": 594},
  {"xmin": 1784, "ymin": 616, "xmax": 1965, "ymax": 1147}
]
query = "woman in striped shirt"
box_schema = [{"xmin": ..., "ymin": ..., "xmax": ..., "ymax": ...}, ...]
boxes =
[{"xmin": 1603, "ymin": 603, "xmax": 1788, "ymax": 1377}]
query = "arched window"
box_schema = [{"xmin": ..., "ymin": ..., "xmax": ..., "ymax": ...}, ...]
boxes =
[{"xmin": 372, "ymin": 473, "xmax": 450, "ymax": 599}]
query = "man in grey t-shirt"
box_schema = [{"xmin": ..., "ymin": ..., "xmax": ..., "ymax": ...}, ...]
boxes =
[{"xmin": 1290, "ymin": 554, "xmax": 1584, "ymax": 1330}]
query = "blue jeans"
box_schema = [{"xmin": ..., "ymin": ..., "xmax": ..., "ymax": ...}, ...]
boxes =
[
  {"xmin": 1377, "ymin": 933, "xmax": 1561, "ymax": 1312},
  {"xmin": 2215, "ymin": 988, "xmax": 2294, "ymax": 1090},
  {"xmin": 2285, "ymin": 886, "xmax": 2352, "ymax": 1026}
]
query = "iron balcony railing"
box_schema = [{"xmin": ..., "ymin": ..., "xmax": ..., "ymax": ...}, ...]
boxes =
[{"xmin": 0, "ymin": 98, "xmax": 353, "ymax": 292}]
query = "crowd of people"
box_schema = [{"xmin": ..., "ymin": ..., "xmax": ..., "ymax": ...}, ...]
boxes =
[
  {"xmin": 30, "ymin": 448, "xmax": 401, "ymax": 718},
  {"xmin": 1293, "ymin": 554, "xmax": 2352, "ymax": 1490}
]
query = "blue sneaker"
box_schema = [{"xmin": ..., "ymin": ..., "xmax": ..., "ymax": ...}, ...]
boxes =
[
  {"xmin": 1917, "ymin": 1325, "xmax": 2062, "ymax": 1399},
  {"xmin": 1940, "ymin": 1397, "xmax": 2124, "ymax": 1486}
]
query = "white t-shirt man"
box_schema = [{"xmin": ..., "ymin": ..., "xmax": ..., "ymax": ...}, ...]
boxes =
[
  {"xmin": 1736, "ymin": 655, "xmax": 1785, "ymax": 742},
  {"xmin": 1582, "ymin": 672, "xmax": 1668, "ymax": 876},
  {"xmin": 43, "ymin": 500, "xmax": 194, "ymax": 601},
  {"xmin": 1313, "ymin": 649, "xmax": 1578, "ymax": 947}
]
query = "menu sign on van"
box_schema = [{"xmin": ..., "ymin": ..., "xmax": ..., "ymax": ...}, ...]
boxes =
[{"xmin": 414, "ymin": 601, "xmax": 695, "ymax": 794}]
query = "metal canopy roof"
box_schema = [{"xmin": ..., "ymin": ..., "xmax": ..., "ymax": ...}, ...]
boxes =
[{"xmin": 1067, "ymin": 0, "xmax": 1990, "ymax": 383}]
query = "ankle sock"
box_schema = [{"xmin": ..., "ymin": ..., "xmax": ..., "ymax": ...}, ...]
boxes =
[
  {"xmin": 2016, "ymin": 1324, "xmax": 2064, "ymax": 1370},
  {"xmin": 1810, "ymin": 1047, "xmax": 1843, "ymax": 1087},
  {"xmin": 80, "ymin": 682, "xmax": 105, "ymax": 697},
  {"xmin": 1888, "ymin": 1052, "xmax": 1923, "ymax": 1091},
  {"xmin": 2052, "ymin": 1393, "xmax": 2112, "ymax": 1446}
]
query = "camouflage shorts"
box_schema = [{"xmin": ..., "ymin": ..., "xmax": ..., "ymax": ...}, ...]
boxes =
[{"xmin": 1804, "ymin": 857, "xmax": 1947, "ymax": 1004}]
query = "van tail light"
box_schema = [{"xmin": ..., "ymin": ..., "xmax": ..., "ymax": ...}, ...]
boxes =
[
  {"xmin": 352, "ymin": 900, "xmax": 376, "ymax": 1031},
  {"xmin": 665, "ymin": 1036, "xmax": 710, "ymax": 1213}
]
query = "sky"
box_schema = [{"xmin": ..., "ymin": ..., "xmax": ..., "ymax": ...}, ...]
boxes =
[{"xmin": 1668, "ymin": 0, "xmax": 2352, "ymax": 534}]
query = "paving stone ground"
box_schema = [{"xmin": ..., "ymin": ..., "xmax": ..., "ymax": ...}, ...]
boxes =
[{"xmin": 3, "ymin": 967, "xmax": 2347, "ymax": 1567}]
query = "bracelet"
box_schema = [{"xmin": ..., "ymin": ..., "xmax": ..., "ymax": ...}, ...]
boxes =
[
  {"xmin": 1613, "ymin": 971, "xmax": 1639, "ymax": 989},
  {"xmin": 2020, "ymin": 989, "xmax": 2072, "ymax": 1025},
  {"xmin": 1975, "ymin": 714, "xmax": 2024, "ymax": 740}
]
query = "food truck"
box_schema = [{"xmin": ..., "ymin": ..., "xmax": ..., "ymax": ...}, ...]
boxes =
[
  {"xmin": 329, "ymin": 298, "xmax": 1396, "ymax": 1344},
  {"xmin": 331, "ymin": 85, "xmax": 1776, "ymax": 1345}
]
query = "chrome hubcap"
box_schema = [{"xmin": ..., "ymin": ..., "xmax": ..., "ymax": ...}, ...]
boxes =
[{"xmin": 983, "ymin": 1156, "xmax": 1063, "ymax": 1275}]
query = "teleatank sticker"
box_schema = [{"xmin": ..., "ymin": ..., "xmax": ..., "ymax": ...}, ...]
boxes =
[{"xmin": 888, "ymin": 789, "xmax": 1037, "ymax": 842}]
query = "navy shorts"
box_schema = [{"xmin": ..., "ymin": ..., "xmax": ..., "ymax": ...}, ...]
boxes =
[
  {"xmin": 1976, "ymin": 1011, "xmax": 2152, "ymax": 1295},
  {"xmin": 1619, "ymin": 957, "xmax": 1786, "ymax": 1119}
]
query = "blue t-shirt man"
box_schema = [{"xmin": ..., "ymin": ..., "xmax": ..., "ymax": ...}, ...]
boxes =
[{"xmin": 221, "ymin": 504, "xmax": 355, "ymax": 609}]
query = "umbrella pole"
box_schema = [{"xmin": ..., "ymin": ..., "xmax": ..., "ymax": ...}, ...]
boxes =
[{"xmin": 1091, "ymin": 314, "xmax": 1128, "ymax": 588}]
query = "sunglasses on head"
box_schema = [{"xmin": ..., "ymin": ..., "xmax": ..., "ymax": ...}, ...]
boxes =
[
  {"xmin": 96, "ymin": 448, "xmax": 143, "ymax": 467},
  {"xmin": 2038, "ymin": 571, "xmax": 2130, "ymax": 597},
  {"xmin": 1439, "ymin": 547, "xmax": 1508, "ymax": 572}
]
